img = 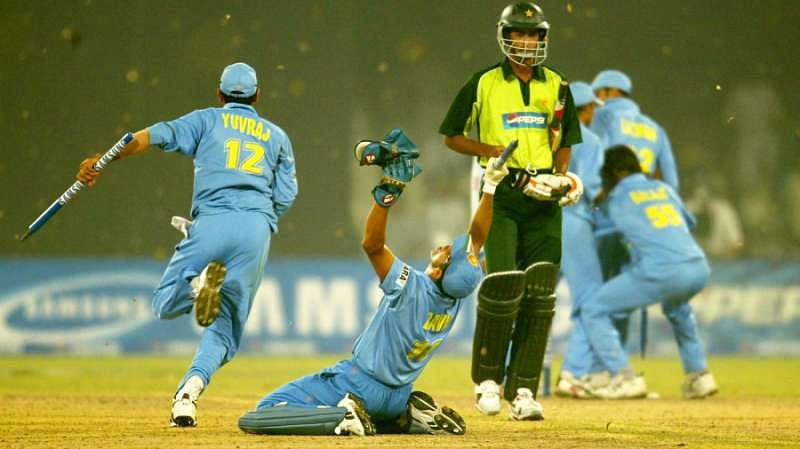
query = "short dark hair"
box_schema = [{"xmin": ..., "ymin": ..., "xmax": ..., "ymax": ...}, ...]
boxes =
[
  {"xmin": 220, "ymin": 91, "xmax": 257, "ymax": 105},
  {"xmin": 601, "ymin": 145, "xmax": 641, "ymax": 190}
]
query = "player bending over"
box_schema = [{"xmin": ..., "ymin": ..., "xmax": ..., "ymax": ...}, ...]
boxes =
[
  {"xmin": 238, "ymin": 129, "xmax": 508, "ymax": 436},
  {"xmin": 580, "ymin": 145, "xmax": 717, "ymax": 399}
]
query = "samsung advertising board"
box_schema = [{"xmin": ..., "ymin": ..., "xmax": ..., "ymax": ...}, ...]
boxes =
[{"xmin": 0, "ymin": 259, "xmax": 798, "ymax": 355}]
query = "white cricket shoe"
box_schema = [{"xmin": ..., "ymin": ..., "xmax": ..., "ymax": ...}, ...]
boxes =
[
  {"xmin": 593, "ymin": 373, "xmax": 648, "ymax": 399},
  {"xmin": 334, "ymin": 394, "xmax": 375, "ymax": 436},
  {"xmin": 474, "ymin": 380, "xmax": 502, "ymax": 415},
  {"xmin": 509, "ymin": 388, "xmax": 544, "ymax": 421},
  {"xmin": 555, "ymin": 371, "xmax": 594, "ymax": 399},
  {"xmin": 170, "ymin": 394, "xmax": 197, "ymax": 427},
  {"xmin": 682, "ymin": 371, "xmax": 718, "ymax": 399},
  {"xmin": 191, "ymin": 260, "xmax": 226, "ymax": 327},
  {"xmin": 407, "ymin": 390, "xmax": 466, "ymax": 435},
  {"xmin": 586, "ymin": 370, "xmax": 612, "ymax": 390},
  {"xmin": 170, "ymin": 375, "xmax": 204, "ymax": 427}
]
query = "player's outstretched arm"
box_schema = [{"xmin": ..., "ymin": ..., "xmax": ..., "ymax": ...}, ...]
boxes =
[
  {"xmin": 76, "ymin": 129, "xmax": 151, "ymax": 186},
  {"xmin": 468, "ymin": 157, "xmax": 508, "ymax": 253},
  {"xmin": 362, "ymin": 203, "xmax": 395, "ymax": 282}
]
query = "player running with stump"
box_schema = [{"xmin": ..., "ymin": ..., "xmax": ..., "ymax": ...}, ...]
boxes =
[
  {"xmin": 238, "ymin": 129, "xmax": 510, "ymax": 436},
  {"xmin": 76, "ymin": 62, "xmax": 298, "ymax": 426},
  {"xmin": 439, "ymin": 1, "xmax": 583, "ymax": 419}
]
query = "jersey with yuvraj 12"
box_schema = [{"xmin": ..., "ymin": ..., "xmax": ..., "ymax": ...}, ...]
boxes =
[
  {"xmin": 352, "ymin": 257, "xmax": 463, "ymax": 387},
  {"xmin": 591, "ymin": 97, "xmax": 677, "ymax": 190},
  {"xmin": 147, "ymin": 103, "xmax": 297, "ymax": 231},
  {"xmin": 607, "ymin": 173, "xmax": 705, "ymax": 272}
]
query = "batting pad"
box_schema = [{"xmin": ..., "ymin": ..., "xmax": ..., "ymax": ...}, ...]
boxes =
[
  {"xmin": 471, "ymin": 271, "xmax": 526, "ymax": 385},
  {"xmin": 504, "ymin": 262, "xmax": 559, "ymax": 401},
  {"xmin": 239, "ymin": 405, "xmax": 347, "ymax": 436}
]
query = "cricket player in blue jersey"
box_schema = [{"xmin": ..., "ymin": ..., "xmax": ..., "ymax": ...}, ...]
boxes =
[
  {"xmin": 590, "ymin": 69, "xmax": 680, "ymax": 367},
  {"xmin": 76, "ymin": 62, "xmax": 298, "ymax": 426},
  {"xmin": 237, "ymin": 132, "xmax": 511, "ymax": 436},
  {"xmin": 580, "ymin": 145, "xmax": 717, "ymax": 399},
  {"xmin": 555, "ymin": 82, "xmax": 611, "ymax": 397}
]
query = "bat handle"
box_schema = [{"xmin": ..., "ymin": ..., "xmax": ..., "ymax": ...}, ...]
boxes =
[{"xmin": 494, "ymin": 139, "xmax": 519, "ymax": 168}]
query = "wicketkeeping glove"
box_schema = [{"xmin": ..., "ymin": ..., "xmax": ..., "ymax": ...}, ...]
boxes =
[
  {"xmin": 372, "ymin": 157, "xmax": 422, "ymax": 207},
  {"xmin": 354, "ymin": 128, "xmax": 419, "ymax": 167}
]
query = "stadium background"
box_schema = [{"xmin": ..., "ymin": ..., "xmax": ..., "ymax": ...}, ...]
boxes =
[{"xmin": 1, "ymin": 0, "xmax": 799, "ymax": 357}]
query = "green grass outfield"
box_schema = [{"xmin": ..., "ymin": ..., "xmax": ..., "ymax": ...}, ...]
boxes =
[{"xmin": 1, "ymin": 356, "xmax": 799, "ymax": 448}]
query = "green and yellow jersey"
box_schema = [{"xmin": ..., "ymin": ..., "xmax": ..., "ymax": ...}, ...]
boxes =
[{"xmin": 439, "ymin": 59, "xmax": 582, "ymax": 171}]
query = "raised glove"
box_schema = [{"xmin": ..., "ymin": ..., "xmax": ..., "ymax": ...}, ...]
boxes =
[
  {"xmin": 522, "ymin": 173, "xmax": 570, "ymax": 201},
  {"xmin": 482, "ymin": 157, "xmax": 509, "ymax": 195},
  {"xmin": 557, "ymin": 172, "xmax": 584, "ymax": 207},
  {"xmin": 354, "ymin": 127, "xmax": 419, "ymax": 167},
  {"xmin": 372, "ymin": 157, "xmax": 422, "ymax": 207}
]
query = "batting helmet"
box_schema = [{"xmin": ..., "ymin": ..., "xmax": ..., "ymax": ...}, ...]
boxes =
[{"xmin": 496, "ymin": 2, "xmax": 549, "ymax": 67}]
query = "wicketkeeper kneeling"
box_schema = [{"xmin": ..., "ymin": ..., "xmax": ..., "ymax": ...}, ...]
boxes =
[{"xmin": 238, "ymin": 128, "xmax": 508, "ymax": 436}]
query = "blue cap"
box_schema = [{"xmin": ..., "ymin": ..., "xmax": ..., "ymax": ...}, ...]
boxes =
[
  {"xmin": 570, "ymin": 81, "xmax": 604, "ymax": 108},
  {"xmin": 591, "ymin": 69, "xmax": 632, "ymax": 94},
  {"xmin": 442, "ymin": 234, "xmax": 483, "ymax": 299},
  {"xmin": 220, "ymin": 62, "xmax": 258, "ymax": 98}
]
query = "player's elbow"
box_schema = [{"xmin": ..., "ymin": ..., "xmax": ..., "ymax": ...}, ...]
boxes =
[
  {"xmin": 443, "ymin": 135, "xmax": 458, "ymax": 151},
  {"xmin": 361, "ymin": 238, "xmax": 383, "ymax": 256}
]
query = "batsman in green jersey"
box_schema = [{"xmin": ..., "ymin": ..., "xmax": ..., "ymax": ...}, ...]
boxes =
[{"xmin": 439, "ymin": 1, "xmax": 582, "ymax": 421}]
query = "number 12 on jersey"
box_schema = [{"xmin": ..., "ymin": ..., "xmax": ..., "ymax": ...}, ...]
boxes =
[{"xmin": 225, "ymin": 138, "xmax": 265, "ymax": 174}]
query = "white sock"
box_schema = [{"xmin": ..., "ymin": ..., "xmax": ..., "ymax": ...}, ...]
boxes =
[{"xmin": 176, "ymin": 375, "xmax": 205, "ymax": 401}]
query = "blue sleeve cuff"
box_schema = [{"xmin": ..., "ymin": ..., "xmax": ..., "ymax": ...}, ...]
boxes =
[{"xmin": 147, "ymin": 123, "xmax": 172, "ymax": 148}]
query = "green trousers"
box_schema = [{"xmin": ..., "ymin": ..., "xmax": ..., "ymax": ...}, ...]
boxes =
[{"xmin": 484, "ymin": 175, "xmax": 562, "ymax": 273}]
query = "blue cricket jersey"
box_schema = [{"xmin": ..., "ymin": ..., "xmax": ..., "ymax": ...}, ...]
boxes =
[
  {"xmin": 607, "ymin": 174, "xmax": 705, "ymax": 271},
  {"xmin": 148, "ymin": 103, "xmax": 297, "ymax": 231},
  {"xmin": 352, "ymin": 257, "xmax": 464, "ymax": 387},
  {"xmin": 591, "ymin": 97, "xmax": 677, "ymax": 236},
  {"xmin": 590, "ymin": 98, "xmax": 678, "ymax": 190},
  {"xmin": 564, "ymin": 124, "xmax": 605, "ymax": 221}
]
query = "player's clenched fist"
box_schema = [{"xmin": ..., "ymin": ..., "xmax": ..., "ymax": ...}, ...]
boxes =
[
  {"xmin": 76, "ymin": 154, "xmax": 102, "ymax": 187},
  {"xmin": 481, "ymin": 157, "xmax": 509, "ymax": 195}
]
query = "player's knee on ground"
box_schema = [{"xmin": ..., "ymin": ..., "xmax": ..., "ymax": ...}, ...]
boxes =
[{"xmin": 471, "ymin": 271, "xmax": 526, "ymax": 384}]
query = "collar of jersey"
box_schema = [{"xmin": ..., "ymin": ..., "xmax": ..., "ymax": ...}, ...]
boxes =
[
  {"xmin": 500, "ymin": 58, "xmax": 545, "ymax": 82},
  {"xmin": 223, "ymin": 103, "xmax": 257, "ymax": 113},
  {"xmin": 604, "ymin": 97, "xmax": 640, "ymax": 114},
  {"xmin": 615, "ymin": 173, "xmax": 648, "ymax": 191}
]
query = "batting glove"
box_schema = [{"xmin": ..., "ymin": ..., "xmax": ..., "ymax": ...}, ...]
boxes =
[
  {"xmin": 557, "ymin": 172, "xmax": 584, "ymax": 207},
  {"xmin": 482, "ymin": 157, "xmax": 509, "ymax": 195},
  {"xmin": 522, "ymin": 173, "xmax": 569, "ymax": 201}
]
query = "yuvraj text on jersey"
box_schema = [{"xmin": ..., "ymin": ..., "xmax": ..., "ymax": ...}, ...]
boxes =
[{"xmin": 221, "ymin": 113, "xmax": 271, "ymax": 142}]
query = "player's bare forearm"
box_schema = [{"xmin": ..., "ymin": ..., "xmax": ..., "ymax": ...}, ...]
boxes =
[
  {"xmin": 554, "ymin": 146, "xmax": 571, "ymax": 174},
  {"xmin": 468, "ymin": 192, "xmax": 494, "ymax": 252},
  {"xmin": 362, "ymin": 203, "xmax": 395, "ymax": 281},
  {"xmin": 116, "ymin": 129, "xmax": 151, "ymax": 160},
  {"xmin": 444, "ymin": 135, "xmax": 503, "ymax": 158},
  {"xmin": 76, "ymin": 129, "xmax": 151, "ymax": 186}
]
